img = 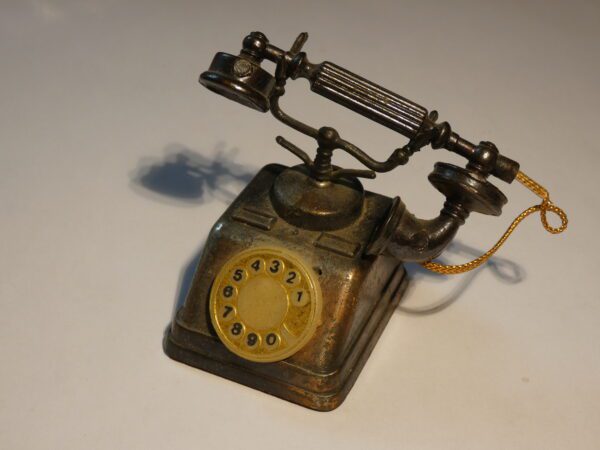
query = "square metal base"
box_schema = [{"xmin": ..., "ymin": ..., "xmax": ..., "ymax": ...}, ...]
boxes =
[{"xmin": 164, "ymin": 267, "xmax": 407, "ymax": 411}]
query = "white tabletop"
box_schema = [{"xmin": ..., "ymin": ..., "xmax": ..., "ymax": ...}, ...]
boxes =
[{"xmin": 1, "ymin": 1, "xmax": 599, "ymax": 449}]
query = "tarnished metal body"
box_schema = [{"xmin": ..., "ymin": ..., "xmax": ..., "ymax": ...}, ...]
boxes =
[
  {"xmin": 165, "ymin": 164, "xmax": 408, "ymax": 411},
  {"xmin": 165, "ymin": 31, "xmax": 524, "ymax": 411}
]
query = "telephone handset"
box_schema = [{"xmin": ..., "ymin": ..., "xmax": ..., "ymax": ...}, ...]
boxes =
[{"xmin": 164, "ymin": 32, "xmax": 567, "ymax": 411}]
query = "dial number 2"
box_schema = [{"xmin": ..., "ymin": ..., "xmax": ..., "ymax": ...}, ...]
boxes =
[{"xmin": 285, "ymin": 270, "xmax": 300, "ymax": 286}]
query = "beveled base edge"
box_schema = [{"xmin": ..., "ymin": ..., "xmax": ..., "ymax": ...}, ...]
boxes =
[{"xmin": 164, "ymin": 270, "xmax": 408, "ymax": 412}]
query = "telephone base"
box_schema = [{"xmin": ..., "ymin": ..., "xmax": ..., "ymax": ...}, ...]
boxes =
[
  {"xmin": 164, "ymin": 164, "xmax": 409, "ymax": 411},
  {"xmin": 164, "ymin": 267, "xmax": 407, "ymax": 411}
]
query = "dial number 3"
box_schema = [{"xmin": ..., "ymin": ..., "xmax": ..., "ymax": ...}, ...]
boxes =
[{"xmin": 269, "ymin": 259, "xmax": 282, "ymax": 274}]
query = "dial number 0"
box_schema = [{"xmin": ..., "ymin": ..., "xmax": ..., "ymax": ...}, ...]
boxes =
[{"xmin": 265, "ymin": 332, "xmax": 279, "ymax": 347}]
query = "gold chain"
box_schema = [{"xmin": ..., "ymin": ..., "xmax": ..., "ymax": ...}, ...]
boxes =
[{"xmin": 420, "ymin": 171, "xmax": 568, "ymax": 275}]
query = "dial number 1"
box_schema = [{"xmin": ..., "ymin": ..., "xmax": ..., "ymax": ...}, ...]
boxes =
[{"xmin": 293, "ymin": 289, "xmax": 309, "ymax": 307}]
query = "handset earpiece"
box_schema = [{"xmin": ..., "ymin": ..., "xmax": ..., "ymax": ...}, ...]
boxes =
[{"xmin": 200, "ymin": 52, "xmax": 275, "ymax": 112}]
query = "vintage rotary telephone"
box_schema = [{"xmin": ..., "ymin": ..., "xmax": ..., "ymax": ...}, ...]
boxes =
[{"xmin": 164, "ymin": 32, "xmax": 567, "ymax": 411}]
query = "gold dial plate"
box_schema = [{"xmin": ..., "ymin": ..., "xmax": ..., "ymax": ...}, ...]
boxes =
[{"xmin": 209, "ymin": 247, "xmax": 322, "ymax": 363}]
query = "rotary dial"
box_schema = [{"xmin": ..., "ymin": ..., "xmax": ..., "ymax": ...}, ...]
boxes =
[{"xmin": 209, "ymin": 247, "xmax": 322, "ymax": 363}]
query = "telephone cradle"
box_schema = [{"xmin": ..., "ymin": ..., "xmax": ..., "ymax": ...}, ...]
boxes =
[{"xmin": 164, "ymin": 31, "xmax": 567, "ymax": 411}]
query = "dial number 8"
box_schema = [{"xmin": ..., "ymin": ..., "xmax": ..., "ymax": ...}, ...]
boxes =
[{"xmin": 230, "ymin": 322, "xmax": 243, "ymax": 339}]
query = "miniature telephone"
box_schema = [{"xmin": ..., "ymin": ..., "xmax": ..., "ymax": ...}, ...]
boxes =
[{"xmin": 164, "ymin": 32, "xmax": 567, "ymax": 411}]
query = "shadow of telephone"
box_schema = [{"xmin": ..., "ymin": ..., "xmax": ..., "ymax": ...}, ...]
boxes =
[
  {"xmin": 131, "ymin": 143, "xmax": 255, "ymax": 205},
  {"xmin": 164, "ymin": 31, "xmax": 566, "ymax": 411}
]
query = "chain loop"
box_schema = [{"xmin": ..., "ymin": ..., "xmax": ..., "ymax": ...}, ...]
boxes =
[{"xmin": 421, "ymin": 171, "xmax": 567, "ymax": 275}]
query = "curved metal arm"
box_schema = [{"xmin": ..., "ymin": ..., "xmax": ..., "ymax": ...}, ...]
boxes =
[
  {"xmin": 270, "ymin": 94, "xmax": 318, "ymax": 140},
  {"xmin": 337, "ymin": 137, "xmax": 410, "ymax": 173},
  {"xmin": 274, "ymin": 135, "xmax": 312, "ymax": 166}
]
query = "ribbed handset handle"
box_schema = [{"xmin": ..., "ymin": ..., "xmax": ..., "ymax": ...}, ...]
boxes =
[{"xmin": 310, "ymin": 62, "xmax": 428, "ymax": 140}]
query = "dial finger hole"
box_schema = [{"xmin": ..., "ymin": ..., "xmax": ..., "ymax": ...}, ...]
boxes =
[
  {"xmin": 264, "ymin": 332, "xmax": 280, "ymax": 349},
  {"xmin": 230, "ymin": 267, "xmax": 247, "ymax": 284},
  {"xmin": 247, "ymin": 257, "xmax": 265, "ymax": 275},
  {"xmin": 221, "ymin": 284, "xmax": 238, "ymax": 300},
  {"xmin": 284, "ymin": 269, "xmax": 301, "ymax": 286},
  {"xmin": 244, "ymin": 332, "xmax": 261, "ymax": 349},
  {"xmin": 219, "ymin": 304, "xmax": 237, "ymax": 322},
  {"xmin": 291, "ymin": 289, "xmax": 309, "ymax": 307},
  {"xmin": 228, "ymin": 322, "xmax": 245, "ymax": 340},
  {"xmin": 267, "ymin": 258, "xmax": 284, "ymax": 276}
]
